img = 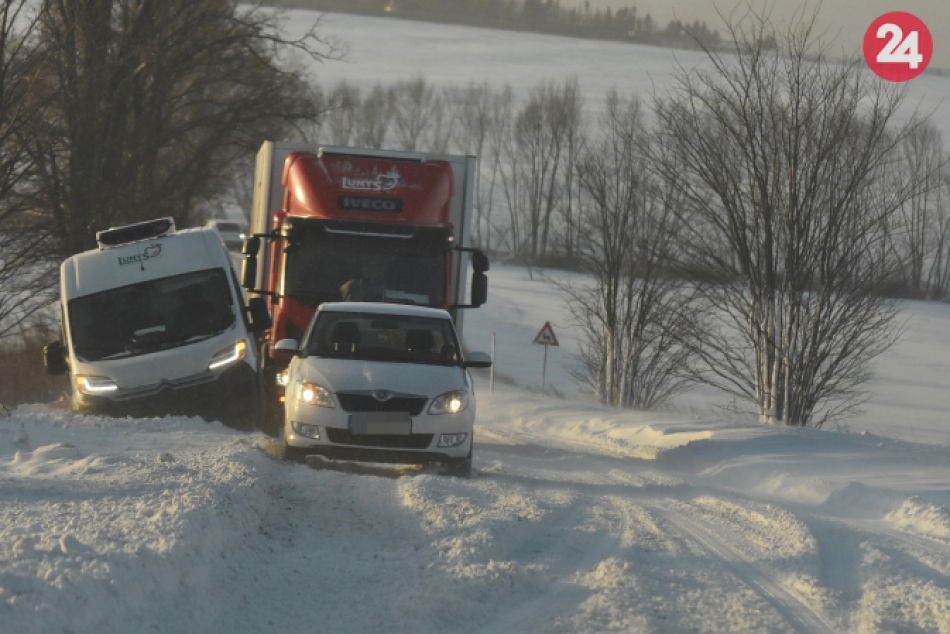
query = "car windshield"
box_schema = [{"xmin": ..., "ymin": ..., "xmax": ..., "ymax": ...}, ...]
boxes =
[
  {"xmin": 215, "ymin": 222, "xmax": 241, "ymax": 232},
  {"xmin": 68, "ymin": 268, "xmax": 236, "ymax": 362},
  {"xmin": 306, "ymin": 311, "xmax": 460, "ymax": 367},
  {"xmin": 284, "ymin": 240, "xmax": 445, "ymax": 309}
]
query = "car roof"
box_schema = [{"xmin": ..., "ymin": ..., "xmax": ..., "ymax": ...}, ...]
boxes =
[{"xmin": 319, "ymin": 302, "xmax": 452, "ymax": 320}]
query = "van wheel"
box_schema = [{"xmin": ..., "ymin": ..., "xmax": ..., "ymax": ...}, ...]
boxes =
[{"xmin": 283, "ymin": 442, "xmax": 307, "ymax": 463}]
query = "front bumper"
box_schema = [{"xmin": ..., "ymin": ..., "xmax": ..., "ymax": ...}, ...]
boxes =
[
  {"xmin": 73, "ymin": 361, "xmax": 259, "ymax": 420},
  {"xmin": 284, "ymin": 399, "xmax": 474, "ymax": 463}
]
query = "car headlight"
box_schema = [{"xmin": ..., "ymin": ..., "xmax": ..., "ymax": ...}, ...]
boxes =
[
  {"xmin": 295, "ymin": 380, "xmax": 335, "ymax": 408},
  {"xmin": 428, "ymin": 390, "xmax": 469, "ymax": 415},
  {"xmin": 209, "ymin": 340, "xmax": 247, "ymax": 370},
  {"xmin": 276, "ymin": 368, "xmax": 290, "ymax": 386},
  {"xmin": 75, "ymin": 375, "xmax": 118, "ymax": 394}
]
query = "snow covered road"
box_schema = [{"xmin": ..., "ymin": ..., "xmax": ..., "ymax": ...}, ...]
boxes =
[{"xmin": 3, "ymin": 382, "xmax": 950, "ymax": 633}]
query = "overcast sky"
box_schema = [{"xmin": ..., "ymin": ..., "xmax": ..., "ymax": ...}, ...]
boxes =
[{"xmin": 573, "ymin": 1, "xmax": 949, "ymax": 70}]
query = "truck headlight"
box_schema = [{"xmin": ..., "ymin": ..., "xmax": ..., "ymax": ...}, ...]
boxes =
[
  {"xmin": 209, "ymin": 340, "xmax": 247, "ymax": 370},
  {"xmin": 428, "ymin": 391, "xmax": 468, "ymax": 415},
  {"xmin": 75, "ymin": 375, "xmax": 118, "ymax": 394},
  {"xmin": 295, "ymin": 381, "xmax": 335, "ymax": 408}
]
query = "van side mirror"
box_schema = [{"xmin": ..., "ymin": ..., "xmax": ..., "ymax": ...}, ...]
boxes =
[
  {"xmin": 470, "ymin": 271, "xmax": 488, "ymax": 307},
  {"xmin": 241, "ymin": 256, "xmax": 257, "ymax": 289},
  {"xmin": 242, "ymin": 237, "xmax": 260, "ymax": 256},
  {"xmin": 44, "ymin": 341, "xmax": 68, "ymax": 375},
  {"xmin": 462, "ymin": 351, "xmax": 492, "ymax": 369},
  {"xmin": 247, "ymin": 297, "xmax": 272, "ymax": 333}
]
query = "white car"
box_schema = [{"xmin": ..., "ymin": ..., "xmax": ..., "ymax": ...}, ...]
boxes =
[{"xmin": 277, "ymin": 303, "xmax": 491, "ymax": 477}]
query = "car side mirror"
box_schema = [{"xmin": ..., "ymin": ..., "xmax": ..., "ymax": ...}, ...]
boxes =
[
  {"xmin": 241, "ymin": 256, "xmax": 257, "ymax": 289},
  {"xmin": 247, "ymin": 297, "xmax": 272, "ymax": 334},
  {"xmin": 274, "ymin": 339, "xmax": 300, "ymax": 356},
  {"xmin": 470, "ymin": 271, "xmax": 488, "ymax": 308},
  {"xmin": 462, "ymin": 351, "xmax": 492, "ymax": 369},
  {"xmin": 44, "ymin": 341, "xmax": 68, "ymax": 375}
]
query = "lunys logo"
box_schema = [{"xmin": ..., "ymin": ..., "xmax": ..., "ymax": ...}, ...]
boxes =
[
  {"xmin": 118, "ymin": 243, "xmax": 162, "ymax": 266},
  {"xmin": 341, "ymin": 167, "xmax": 401, "ymax": 192}
]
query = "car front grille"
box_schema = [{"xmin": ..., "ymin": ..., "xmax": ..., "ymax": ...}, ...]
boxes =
[
  {"xmin": 336, "ymin": 393, "xmax": 428, "ymax": 416},
  {"xmin": 325, "ymin": 428, "xmax": 434, "ymax": 449}
]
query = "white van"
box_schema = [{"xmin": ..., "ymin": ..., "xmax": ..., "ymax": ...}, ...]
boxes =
[{"xmin": 45, "ymin": 218, "xmax": 271, "ymax": 429}]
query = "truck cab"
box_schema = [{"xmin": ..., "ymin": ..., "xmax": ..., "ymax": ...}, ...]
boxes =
[{"xmin": 241, "ymin": 144, "xmax": 489, "ymax": 434}]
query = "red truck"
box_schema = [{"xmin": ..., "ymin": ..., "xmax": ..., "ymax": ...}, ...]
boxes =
[{"xmin": 240, "ymin": 143, "xmax": 488, "ymax": 433}]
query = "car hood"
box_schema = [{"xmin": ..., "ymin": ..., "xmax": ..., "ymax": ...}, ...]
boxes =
[{"xmin": 298, "ymin": 358, "xmax": 467, "ymax": 398}]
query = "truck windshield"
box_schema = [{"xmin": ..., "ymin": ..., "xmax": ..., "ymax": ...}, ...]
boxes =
[
  {"xmin": 68, "ymin": 269, "xmax": 236, "ymax": 362},
  {"xmin": 306, "ymin": 311, "xmax": 460, "ymax": 367},
  {"xmin": 284, "ymin": 241, "xmax": 445, "ymax": 308}
]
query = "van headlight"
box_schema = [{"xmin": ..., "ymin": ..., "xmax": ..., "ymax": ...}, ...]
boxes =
[
  {"xmin": 209, "ymin": 340, "xmax": 247, "ymax": 370},
  {"xmin": 428, "ymin": 391, "xmax": 468, "ymax": 415},
  {"xmin": 76, "ymin": 375, "xmax": 118, "ymax": 394},
  {"xmin": 295, "ymin": 381, "xmax": 335, "ymax": 408}
]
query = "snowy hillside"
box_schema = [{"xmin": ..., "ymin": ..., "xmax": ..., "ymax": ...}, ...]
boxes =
[
  {"xmin": 4, "ymin": 264, "xmax": 950, "ymax": 633},
  {"xmin": 288, "ymin": 11, "xmax": 950, "ymax": 144}
]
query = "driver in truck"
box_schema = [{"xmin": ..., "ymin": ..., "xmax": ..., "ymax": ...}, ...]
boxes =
[{"xmin": 339, "ymin": 261, "xmax": 387, "ymax": 302}]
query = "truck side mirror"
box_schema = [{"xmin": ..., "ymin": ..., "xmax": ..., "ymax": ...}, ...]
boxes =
[
  {"xmin": 44, "ymin": 341, "xmax": 68, "ymax": 375},
  {"xmin": 470, "ymin": 270, "xmax": 488, "ymax": 307},
  {"xmin": 241, "ymin": 256, "xmax": 257, "ymax": 289},
  {"xmin": 472, "ymin": 250, "xmax": 489, "ymax": 273},
  {"xmin": 247, "ymin": 297, "xmax": 272, "ymax": 333},
  {"xmin": 242, "ymin": 237, "xmax": 260, "ymax": 256}
]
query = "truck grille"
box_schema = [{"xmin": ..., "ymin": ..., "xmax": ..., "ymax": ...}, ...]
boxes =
[
  {"xmin": 325, "ymin": 428, "xmax": 433, "ymax": 449},
  {"xmin": 336, "ymin": 393, "xmax": 427, "ymax": 416}
]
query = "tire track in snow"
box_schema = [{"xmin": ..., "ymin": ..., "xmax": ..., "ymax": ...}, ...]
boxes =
[
  {"xmin": 467, "ymin": 483, "xmax": 630, "ymax": 634},
  {"xmin": 649, "ymin": 503, "xmax": 838, "ymax": 634}
]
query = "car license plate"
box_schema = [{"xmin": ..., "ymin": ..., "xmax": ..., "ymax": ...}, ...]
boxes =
[{"xmin": 349, "ymin": 412, "xmax": 411, "ymax": 435}]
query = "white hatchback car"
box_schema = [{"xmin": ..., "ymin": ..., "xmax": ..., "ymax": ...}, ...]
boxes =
[{"xmin": 276, "ymin": 303, "xmax": 491, "ymax": 477}]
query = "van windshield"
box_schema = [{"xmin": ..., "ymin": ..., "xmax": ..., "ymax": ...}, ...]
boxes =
[
  {"xmin": 306, "ymin": 311, "xmax": 460, "ymax": 367},
  {"xmin": 69, "ymin": 269, "xmax": 236, "ymax": 362}
]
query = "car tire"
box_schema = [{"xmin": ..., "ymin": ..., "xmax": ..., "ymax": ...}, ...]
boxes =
[
  {"xmin": 441, "ymin": 443, "xmax": 473, "ymax": 478},
  {"xmin": 283, "ymin": 445, "xmax": 307, "ymax": 463},
  {"xmin": 258, "ymin": 343, "xmax": 284, "ymax": 437}
]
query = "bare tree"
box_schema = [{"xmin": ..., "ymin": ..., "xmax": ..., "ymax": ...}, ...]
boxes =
[
  {"xmin": 27, "ymin": 0, "xmax": 333, "ymax": 256},
  {"xmin": 503, "ymin": 78, "xmax": 582, "ymax": 260},
  {"xmin": 887, "ymin": 123, "xmax": 947, "ymax": 298},
  {"xmin": 0, "ymin": 1, "xmax": 58, "ymax": 338},
  {"xmin": 390, "ymin": 76, "xmax": 449, "ymax": 152},
  {"xmin": 652, "ymin": 9, "xmax": 926, "ymax": 427},
  {"xmin": 563, "ymin": 91, "xmax": 697, "ymax": 408}
]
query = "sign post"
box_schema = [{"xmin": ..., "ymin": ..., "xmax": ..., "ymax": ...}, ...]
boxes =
[
  {"xmin": 532, "ymin": 322, "xmax": 559, "ymax": 394},
  {"xmin": 490, "ymin": 332, "xmax": 496, "ymax": 394}
]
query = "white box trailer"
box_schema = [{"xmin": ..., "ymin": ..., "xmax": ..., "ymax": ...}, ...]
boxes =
[{"xmin": 45, "ymin": 218, "xmax": 268, "ymax": 429}]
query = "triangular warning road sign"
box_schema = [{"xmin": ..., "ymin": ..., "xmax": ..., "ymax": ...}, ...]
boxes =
[{"xmin": 533, "ymin": 321, "xmax": 559, "ymax": 346}]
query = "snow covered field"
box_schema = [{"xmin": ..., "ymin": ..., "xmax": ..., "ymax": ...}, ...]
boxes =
[
  {"xmin": 5, "ymin": 13, "xmax": 950, "ymax": 634},
  {"xmin": 4, "ymin": 264, "xmax": 950, "ymax": 633}
]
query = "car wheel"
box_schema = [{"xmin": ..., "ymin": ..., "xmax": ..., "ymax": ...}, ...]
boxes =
[
  {"xmin": 283, "ymin": 445, "xmax": 307, "ymax": 463},
  {"xmin": 441, "ymin": 444, "xmax": 473, "ymax": 478},
  {"xmin": 258, "ymin": 343, "xmax": 284, "ymax": 437}
]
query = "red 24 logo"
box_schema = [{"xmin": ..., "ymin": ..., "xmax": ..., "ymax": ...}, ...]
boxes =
[{"xmin": 864, "ymin": 12, "xmax": 932, "ymax": 82}]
